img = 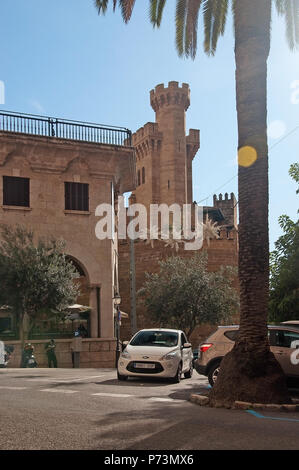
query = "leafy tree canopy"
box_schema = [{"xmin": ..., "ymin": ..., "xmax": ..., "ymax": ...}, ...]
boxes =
[
  {"xmin": 0, "ymin": 225, "xmax": 80, "ymax": 340},
  {"xmin": 138, "ymin": 252, "xmax": 239, "ymax": 336},
  {"xmin": 269, "ymin": 164, "xmax": 299, "ymax": 321}
]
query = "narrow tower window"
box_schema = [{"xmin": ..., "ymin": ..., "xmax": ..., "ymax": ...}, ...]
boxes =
[{"xmin": 142, "ymin": 167, "xmax": 145, "ymax": 184}]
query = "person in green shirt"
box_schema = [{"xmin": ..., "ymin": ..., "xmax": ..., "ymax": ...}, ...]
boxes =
[{"xmin": 45, "ymin": 339, "xmax": 57, "ymax": 368}]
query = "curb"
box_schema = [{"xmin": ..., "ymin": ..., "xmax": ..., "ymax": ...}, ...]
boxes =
[
  {"xmin": 189, "ymin": 394, "xmax": 210, "ymax": 406},
  {"xmin": 234, "ymin": 401, "xmax": 299, "ymax": 412},
  {"xmin": 189, "ymin": 395, "xmax": 299, "ymax": 411}
]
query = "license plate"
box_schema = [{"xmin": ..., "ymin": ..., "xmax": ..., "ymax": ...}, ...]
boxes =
[{"xmin": 134, "ymin": 362, "xmax": 155, "ymax": 369}]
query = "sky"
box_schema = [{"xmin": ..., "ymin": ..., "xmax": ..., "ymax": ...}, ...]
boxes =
[{"xmin": 0, "ymin": 0, "xmax": 298, "ymax": 250}]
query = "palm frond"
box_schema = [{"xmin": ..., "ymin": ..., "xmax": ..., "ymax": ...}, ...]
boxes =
[
  {"xmin": 284, "ymin": 0, "xmax": 299, "ymax": 50},
  {"xmin": 94, "ymin": 0, "xmax": 110, "ymax": 15},
  {"xmin": 203, "ymin": 0, "xmax": 214, "ymax": 55},
  {"xmin": 274, "ymin": 0, "xmax": 299, "ymax": 50},
  {"xmin": 119, "ymin": 0, "xmax": 136, "ymax": 23},
  {"xmin": 185, "ymin": 0, "xmax": 202, "ymax": 59},
  {"xmin": 149, "ymin": 0, "xmax": 167, "ymax": 27},
  {"xmin": 175, "ymin": 0, "xmax": 202, "ymax": 59},
  {"xmin": 176, "ymin": 0, "xmax": 188, "ymax": 56},
  {"xmin": 211, "ymin": 0, "xmax": 228, "ymax": 54},
  {"xmin": 203, "ymin": 0, "xmax": 229, "ymax": 56},
  {"xmin": 275, "ymin": 0, "xmax": 286, "ymax": 15}
]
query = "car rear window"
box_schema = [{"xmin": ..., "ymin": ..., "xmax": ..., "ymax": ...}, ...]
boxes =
[
  {"xmin": 130, "ymin": 331, "xmax": 178, "ymax": 347},
  {"xmin": 224, "ymin": 330, "xmax": 239, "ymax": 341}
]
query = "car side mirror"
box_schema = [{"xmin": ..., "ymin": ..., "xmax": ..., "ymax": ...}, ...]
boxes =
[
  {"xmin": 183, "ymin": 342, "xmax": 192, "ymax": 349},
  {"xmin": 122, "ymin": 341, "xmax": 129, "ymax": 351}
]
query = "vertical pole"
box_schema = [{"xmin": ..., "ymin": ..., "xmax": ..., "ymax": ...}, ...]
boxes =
[
  {"xmin": 96, "ymin": 287, "xmax": 101, "ymax": 338},
  {"xmin": 129, "ymin": 236, "xmax": 137, "ymax": 336},
  {"xmin": 115, "ymin": 308, "xmax": 121, "ymax": 368}
]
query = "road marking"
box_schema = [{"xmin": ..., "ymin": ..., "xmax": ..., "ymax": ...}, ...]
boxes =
[
  {"xmin": 92, "ymin": 392, "xmax": 133, "ymax": 398},
  {"xmin": 55, "ymin": 375, "xmax": 105, "ymax": 382},
  {"xmin": 25, "ymin": 375, "xmax": 105, "ymax": 383},
  {"xmin": 148, "ymin": 397, "xmax": 181, "ymax": 403},
  {"xmin": 0, "ymin": 386, "xmax": 28, "ymax": 390},
  {"xmin": 40, "ymin": 389, "xmax": 79, "ymax": 394},
  {"xmin": 246, "ymin": 410, "xmax": 299, "ymax": 423}
]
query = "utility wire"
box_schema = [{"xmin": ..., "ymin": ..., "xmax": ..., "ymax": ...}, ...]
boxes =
[{"xmin": 196, "ymin": 124, "xmax": 299, "ymax": 205}]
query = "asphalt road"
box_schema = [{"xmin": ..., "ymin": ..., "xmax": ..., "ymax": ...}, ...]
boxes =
[{"xmin": 1, "ymin": 368, "xmax": 299, "ymax": 451}]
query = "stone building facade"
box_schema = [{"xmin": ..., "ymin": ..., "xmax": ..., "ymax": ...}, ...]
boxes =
[
  {"xmin": 118, "ymin": 82, "xmax": 238, "ymax": 347},
  {"xmin": 0, "ymin": 81, "xmax": 238, "ymax": 366},
  {"xmin": 0, "ymin": 116, "xmax": 135, "ymax": 366}
]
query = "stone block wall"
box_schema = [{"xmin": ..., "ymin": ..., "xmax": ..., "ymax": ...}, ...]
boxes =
[
  {"xmin": 4, "ymin": 338, "xmax": 117, "ymax": 369},
  {"xmin": 118, "ymin": 228, "xmax": 239, "ymax": 348}
]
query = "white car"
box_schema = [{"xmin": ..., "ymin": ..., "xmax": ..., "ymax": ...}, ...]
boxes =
[{"xmin": 117, "ymin": 328, "xmax": 193, "ymax": 382}]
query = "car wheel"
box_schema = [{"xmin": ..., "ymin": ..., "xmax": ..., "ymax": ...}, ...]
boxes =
[
  {"xmin": 172, "ymin": 363, "xmax": 182, "ymax": 383},
  {"xmin": 117, "ymin": 371, "xmax": 128, "ymax": 381},
  {"xmin": 184, "ymin": 362, "xmax": 193, "ymax": 379},
  {"xmin": 208, "ymin": 363, "xmax": 221, "ymax": 387}
]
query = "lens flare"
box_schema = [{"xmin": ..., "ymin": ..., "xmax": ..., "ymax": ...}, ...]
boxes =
[{"xmin": 238, "ymin": 146, "xmax": 257, "ymax": 168}]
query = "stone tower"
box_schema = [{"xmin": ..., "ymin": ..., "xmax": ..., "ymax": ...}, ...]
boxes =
[
  {"xmin": 213, "ymin": 193, "xmax": 238, "ymax": 228},
  {"xmin": 132, "ymin": 82, "xmax": 200, "ymax": 210}
]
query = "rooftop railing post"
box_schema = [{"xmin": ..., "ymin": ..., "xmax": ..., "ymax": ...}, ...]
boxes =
[{"xmin": 0, "ymin": 111, "xmax": 132, "ymax": 147}]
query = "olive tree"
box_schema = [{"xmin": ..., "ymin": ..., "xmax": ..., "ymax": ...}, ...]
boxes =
[
  {"xmin": 138, "ymin": 252, "xmax": 239, "ymax": 336},
  {"xmin": 0, "ymin": 225, "xmax": 79, "ymax": 345}
]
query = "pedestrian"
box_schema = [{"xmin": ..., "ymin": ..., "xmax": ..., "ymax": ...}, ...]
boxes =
[
  {"xmin": 0, "ymin": 340, "xmax": 5, "ymax": 368},
  {"xmin": 21, "ymin": 343, "xmax": 35, "ymax": 368},
  {"xmin": 45, "ymin": 339, "xmax": 58, "ymax": 368},
  {"xmin": 71, "ymin": 334, "xmax": 83, "ymax": 368},
  {"xmin": 78, "ymin": 324, "xmax": 88, "ymax": 338}
]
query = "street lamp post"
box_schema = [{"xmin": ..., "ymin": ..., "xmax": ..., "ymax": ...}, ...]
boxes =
[{"xmin": 113, "ymin": 293, "xmax": 121, "ymax": 368}]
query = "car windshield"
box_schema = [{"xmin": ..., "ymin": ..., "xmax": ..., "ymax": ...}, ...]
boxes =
[{"xmin": 130, "ymin": 331, "xmax": 179, "ymax": 347}]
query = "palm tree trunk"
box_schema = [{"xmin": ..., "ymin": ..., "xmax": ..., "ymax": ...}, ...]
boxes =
[{"xmin": 209, "ymin": 0, "xmax": 290, "ymax": 406}]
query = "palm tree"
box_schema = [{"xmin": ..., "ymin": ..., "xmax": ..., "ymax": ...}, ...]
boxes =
[{"xmin": 95, "ymin": 0, "xmax": 298, "ymax": 406}]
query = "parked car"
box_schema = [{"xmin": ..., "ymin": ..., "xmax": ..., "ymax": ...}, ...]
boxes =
[
  {"xmin": 195, "ymin": 324, "xmax": 299, "ymax": 386},
  {"xmin": 117, "ymin": 328, "xmax": 193, "ymax": 383}
]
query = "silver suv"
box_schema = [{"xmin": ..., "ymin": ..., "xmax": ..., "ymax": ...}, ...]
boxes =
[{"xmin": 195, "ymin": 324, "xmax": 299, "ymax": 386}]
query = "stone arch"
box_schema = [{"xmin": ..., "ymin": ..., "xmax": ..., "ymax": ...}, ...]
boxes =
[
  {"xmin": 66, "ymin": 255, "xmax": 90, "ymax": 307},
  {"xmin": 1, "ymin": 152, "xmax": 31, "ymax": 170},
  {"xmin": 64, "ymin": 156, "xmax": 91, "ymax": 176}
]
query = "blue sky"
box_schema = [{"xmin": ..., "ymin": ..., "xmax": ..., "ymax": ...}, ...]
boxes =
[{"xmin": 1, "ymin": 0, "xmax": 298, "ymax": 249}]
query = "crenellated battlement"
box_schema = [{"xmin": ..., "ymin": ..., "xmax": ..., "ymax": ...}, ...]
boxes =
[
  {"xmin": 150, "ymin": 81, "xmax": 190, "ymax": 112},
  {"xmin": 213, "ymin": 193, "xmax": 237, "ymax": 228},
  {"xmin": 132, "ymin": 122, "xmax": 161, "ymax": 145},
  {"xmin": 213, "ymin": 192, "xmax": 237, "ymax": 205}
]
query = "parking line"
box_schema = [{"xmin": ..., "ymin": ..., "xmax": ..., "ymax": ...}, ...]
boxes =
[
  {"xmin": 40, "ymin": 389, "xmax": 79, "ymax": 394},
  {"xmin": 92, "ymin": 392, "xmax": 133, "ymax": 398},
  {"xmin": 0, "ymin": 386, "xmax": 28, "ymax": 390},
  {"xmin": 148, "ymin": 397, "xmax": 182, "ymax": 403},
  {"xmin": 246, "ymin": 410, "xmax": 299, "ymax": 423},
  {"xmin": 25, "ymin": 375, "xmax": 105, "ymax": 383}
]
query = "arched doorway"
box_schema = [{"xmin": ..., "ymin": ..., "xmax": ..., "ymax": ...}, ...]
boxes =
[
  {"xmin": 66, "ymin": 256, "xmax": 90, "ymax": 306},
  {"xmin": 65, "ymin": 256, "xmax": 91, "ymax": 338}
]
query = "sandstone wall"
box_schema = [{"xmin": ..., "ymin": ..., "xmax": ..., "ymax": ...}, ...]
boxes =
[
  {"xmin": 118, "ymin": 228, "xmax": 239, "ymax": 348},
  {"xmin": 4, "ymin": 338, "xmax": 116, "ymax": 369}
]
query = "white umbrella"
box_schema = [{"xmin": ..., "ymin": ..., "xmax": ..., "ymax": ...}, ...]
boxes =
[{"xmin": 113, "ymin": 310, "xmax": 129, "ymax": 319}]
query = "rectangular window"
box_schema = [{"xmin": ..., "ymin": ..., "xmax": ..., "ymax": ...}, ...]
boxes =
[
  {"xmin": 65, "ymin": 182, "xmax": 89, "ymax": 211},
  {"xmin": 3, "ymin": 176, "xmax": 30, "ymax": 207}
]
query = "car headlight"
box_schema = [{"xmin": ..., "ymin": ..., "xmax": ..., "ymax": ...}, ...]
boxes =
[
  {"xmin": 161, "ymin": 350, "xmax": 179, "ymax": 361},
  {"xmin": 120, "ymin": 350, "xmax": 131, "ymax": 359}
]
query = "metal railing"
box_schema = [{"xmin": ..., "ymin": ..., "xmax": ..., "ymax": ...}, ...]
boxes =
[{"xmin": 0, "ymin": 110, "xmax": 132, "ymax": 147}]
